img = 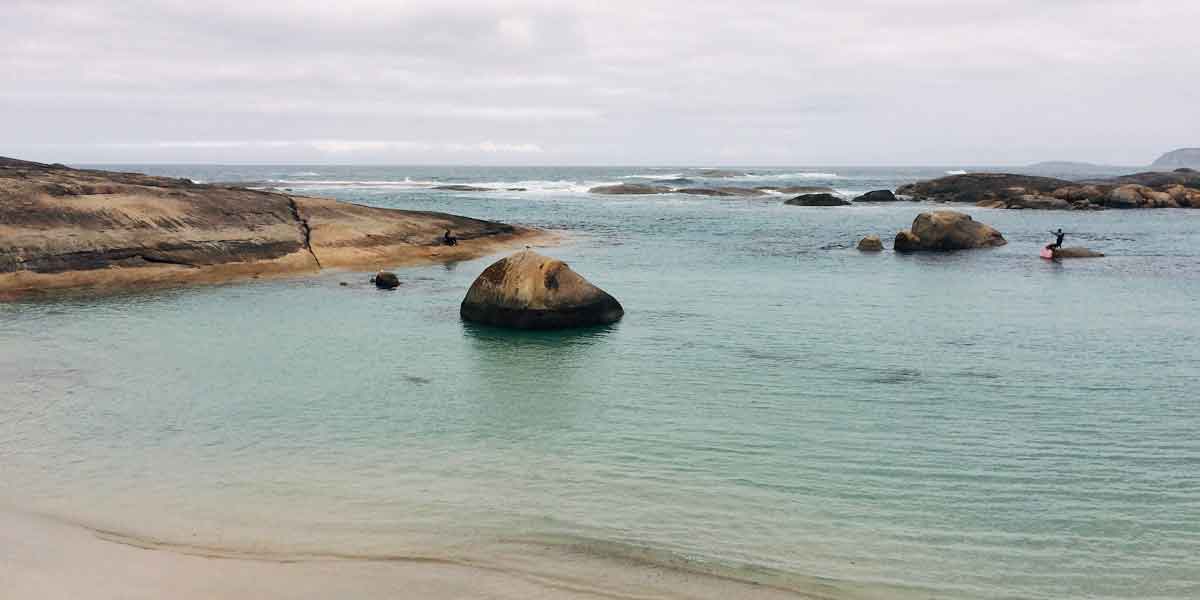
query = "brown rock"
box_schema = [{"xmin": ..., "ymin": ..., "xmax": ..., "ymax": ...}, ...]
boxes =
[
  {"xmin": 894, "ymin": 230, "xmax": 922, "ymax": 253},
  {"xmin": 857, "ymin": 235, "xmax": 884, "ymax": 252},
  {"xmin": 588, "ymin": 183, "xmax": 672, "ymax": 195},
  {"xmin": 1052, "ymin": 247, "xmax": 1105, "ymax": 259},
  {"xmin": 896, "ymin": 173, "xmax": 1072, "ymax": 204},
  {"xmin": 0, "ymin": 157, "xmax": 536, "ymax": 299},
  {"xmin": 894, "ymin": 211, "xmax": 1006, "ymax": 252},
  {"xmin": 460, "ymin": 250, "xmax": 623, "ymax": 330}
]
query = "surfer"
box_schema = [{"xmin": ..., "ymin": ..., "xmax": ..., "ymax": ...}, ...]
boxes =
[
  {"xmin": 443, "ymin": 229, "xmax": 458, "ymax": 246},
  {"xmin": 1046, "ymin": 228, "xmax": 1065, "ymax": 250}
]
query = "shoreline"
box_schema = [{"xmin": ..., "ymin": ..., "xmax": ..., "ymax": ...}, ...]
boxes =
[
  {"xmin": 0, "ymin": 227, "xmax": 555, "ymax": 302},
  {"xmin": 0, "ymin": 507, "xmax": 929, "ymax": 600}
]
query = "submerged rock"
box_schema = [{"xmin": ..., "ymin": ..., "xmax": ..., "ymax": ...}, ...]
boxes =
[
  {"xmin": 1052, "ymin": 247, "xmax": 1105, "ymax": 258},
  {"xmin": 853, "ymin": 190, "xmax": 898, "ymax": 202},
  {"xmin": 588, "ymin": 183, "xmax": 672, "ymax": 195},
  {"xmin": 695, "ymin": 169, "xmax": 745, "ymax": 178},
  {"xmin": 373, "ymin": 271, "xmax": 400, "ymax": 289},
  {"xmin": 675, "ymin": 187, "xmax": 767, "ymax": 197},
  {"xmin": 893, "ymin": 211, "xmax": 1007, "ymax": 252},
  {"xmin": 857, "ymin": 235, "xmax": 884, "ymax": 252},
  {"xmin": 460, "ymin": 250, "xmax": 623, "ymax": 329},
  {"xmin": 784, "ymin": 193, "xmax": 850, "ymax": 206},
  {"xmin": 433, "ymin": 185, "xmax": 495, "ymax": 192}
]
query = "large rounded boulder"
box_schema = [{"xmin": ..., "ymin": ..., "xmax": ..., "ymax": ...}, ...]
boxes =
[
  {"xmin": 894, "ymin": 211, "xmax": 1007, "ymax": 252},
  {"xmin": 460, "ymin": 250, "xmax": 624, "ymax": 329}
]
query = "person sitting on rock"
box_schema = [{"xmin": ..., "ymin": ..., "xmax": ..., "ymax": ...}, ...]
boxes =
[
  {"xmin": 443, "ymin": 229, "xmax": 458, "ymax": 246},
  {"xmin": 1046, "ymin": 228, "xmax": 1065, "ymax": 249}
]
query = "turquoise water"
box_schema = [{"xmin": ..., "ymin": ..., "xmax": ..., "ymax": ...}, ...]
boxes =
[{"xmin": 2, "ymin": 166, "xmax": 1199, "ymax": 599}]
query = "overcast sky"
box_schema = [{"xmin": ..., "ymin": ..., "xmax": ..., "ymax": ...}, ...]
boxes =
[{"xmin": 3, "ymin": 0, "xmax": 1197, "ymax": 165}]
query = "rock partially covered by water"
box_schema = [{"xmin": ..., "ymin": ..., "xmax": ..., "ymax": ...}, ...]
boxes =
[
  {"xmin": 588, "ymin": 183, "xmax": 671, "ymax": 195},
  {"xmin": 373, "ymin": 271, "xmax": 400, "ymax": 289},
  {"xmin": 853, "ymin": 190, "xmax": 898, "ymax": 202},
  {"xmin": 857, "ymin": 235, "xmax": 884, "ymax": 251},
  {"xmin": 675, "ymin": 187, "xmax": 767, "ymax": 197},
  {"xmin": 696, "ymin": 169, "xmax": 745, "ymax": 178},
  {"xmin": 460, "ymin": 250, "xmax": 623, "ymax": 329},
  {"xmin": 784, "ymin": 193, "xmax": 850, "ymax": 206},
  {"xmin": 1052, "ymin": 247, "xmax": 1105, "ymax": 258},
  {"xmin": 894, "ymin": 211, "xmax": 1007, "ymax": 252},
  {"xmin": 433, "ymin": 184, "xmax": 495, "ymax": 192}
]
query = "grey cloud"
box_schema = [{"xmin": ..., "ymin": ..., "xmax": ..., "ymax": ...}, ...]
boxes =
[{"xmin": 2, "ymin": 0, "xmax": 1198, "ymax": 165}]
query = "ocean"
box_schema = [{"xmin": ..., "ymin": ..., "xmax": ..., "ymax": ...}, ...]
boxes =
[{"xmin": 2, "ymin": 165, "xmax": 1198, "ymax": 599}]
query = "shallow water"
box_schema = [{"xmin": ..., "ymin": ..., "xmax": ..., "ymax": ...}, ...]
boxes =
[{"xmin": 2, "ymin": 166, "xmax": 1199, "ymax": 599}]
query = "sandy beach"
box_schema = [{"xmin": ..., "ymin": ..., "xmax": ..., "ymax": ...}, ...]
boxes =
[{"xmin": 0, "ymin": 508, "xmax": 903, "ymax": 600}]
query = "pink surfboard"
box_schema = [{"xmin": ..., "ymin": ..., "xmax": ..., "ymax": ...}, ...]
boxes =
[{"xmin": 1040, "ymin": 247, "xmax": 1054, "ymax": 259}]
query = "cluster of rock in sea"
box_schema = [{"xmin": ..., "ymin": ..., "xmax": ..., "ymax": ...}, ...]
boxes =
[
  {"xmin": 588, "ymin": 168, "xmax": 1200, "ymax": 212},
  {"xmin": 896, "ymin": 169, "xmax": 1200, "ymax": 210}
]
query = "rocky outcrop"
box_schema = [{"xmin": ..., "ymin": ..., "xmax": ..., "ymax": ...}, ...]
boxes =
[
  {"xmin": 896, "ymin": 173, "xmax": 1072, "ymax": 204},
  {"xmin": 588, "ymin": 183, "xmax": 672, "ymax": 195},
  {"xmin": 853, "ymin": 190, "xmax": 898, "ymax": 202},
  {"xmin": 1106, "ymin": 185, "xmax": 1177, "ymax": 209},
  {"xmin": 893, "ymin": 211, "xmax": 1006, "ymax": 252},
  {"xmin": 784, "ymin": 193, "xmax": 850, "ymax": 206},
  {"xmin": 1151, "ymin": 148, "xmax": 1200, "ymax": 169},
  {"xmin": 1052, "ymin": 247, "xmax": 1105, "ymax": 259},
  {"xmin": 460, "ymin": 250, "xmax": 623, "ymax": 329},
  {"xmin": 373, "ymin": 271, "xmax": 400, "ymax": 289},
  {"xmin": 0, "ymin": 157, "xmax": 537, "ymax": 299},
  {"xmin": 897, "ymin": 170, "xmax": 1200, "ymax": 210},
  {"xmin": 857, "ymin": 235, "xmax": 883, "ymax": 252}
]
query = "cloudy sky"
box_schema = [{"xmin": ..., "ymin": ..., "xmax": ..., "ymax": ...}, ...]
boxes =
[{"xmin": 3, "ymin": 0, "xmax": 1197, "ymax": 165}]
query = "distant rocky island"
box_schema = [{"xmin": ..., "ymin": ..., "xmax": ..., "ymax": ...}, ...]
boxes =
[
  {"xmin": 0, "ymin": 157, "xmax": 539, "ymax": 299},
  {"xmin": 897, "ymin": 169, "xmax": 1200, "ymax": 210}
]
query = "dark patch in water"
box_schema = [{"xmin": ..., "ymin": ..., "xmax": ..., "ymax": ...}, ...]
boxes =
[
  {"xmin": 403, "ymin": 375, "xmax": 432, "ymax": 385},
  {"xmin": 861, "ymin": 367, "xmax": 923, "ymax": 384}
]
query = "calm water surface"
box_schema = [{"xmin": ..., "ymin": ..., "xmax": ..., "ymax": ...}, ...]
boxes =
[{"xmin": 2, "ymin": 166, "xmax": 1198, "ymax": 599}]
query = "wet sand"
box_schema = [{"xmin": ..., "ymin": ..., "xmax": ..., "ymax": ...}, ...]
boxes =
[{"xmin": 0, "ymin": 509, "xmax": 913, "ymax": 600}]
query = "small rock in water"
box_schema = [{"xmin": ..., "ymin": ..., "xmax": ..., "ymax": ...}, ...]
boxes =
[
  {"xmin": 857, "ymin": 235, "xmax": 884, "ymax": 251},
  {"xmin": 853, "ymin": 190, "xmax": 898, "ymax": 203},
  {"xmin": 1052, "ymin": 247, "xmax": 1105, "ymax": 259},
  {"xmin": 784, "ymin": 193, "xmax": 850, "ymax": 206},
  {"xmin": 373, "ymin": 271, "xmax": 400, "ymax": 289}
]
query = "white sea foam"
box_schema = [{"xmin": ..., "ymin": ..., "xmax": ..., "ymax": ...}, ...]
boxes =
[
  {"xmin": 945, "ymin": 170, "xmax": 968, "ymax": 175},
  {"xmin": 730, "ymin": 172, "xmax": 840, "ymax": 180},
  {"xmin": 618, "ymin": 173, "xmax": 685, "ymax": 180},
  {"xmin": 267, "ymin": 177, "xmax": 438, "ymax": 188}
]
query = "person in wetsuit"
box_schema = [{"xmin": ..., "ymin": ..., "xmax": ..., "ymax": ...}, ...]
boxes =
[
  {"xmin": 1047, "ymin": 228, "xmax": 1065, "ymax": 249},
  {"xmin": 443, "ymin": 229, "xmax": 458, "ymax": 246}
]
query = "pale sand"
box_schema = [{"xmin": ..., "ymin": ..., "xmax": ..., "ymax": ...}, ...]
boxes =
[{"xmin": 0, "ymin": 509, "xmax": 915, "ymax": 600}]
